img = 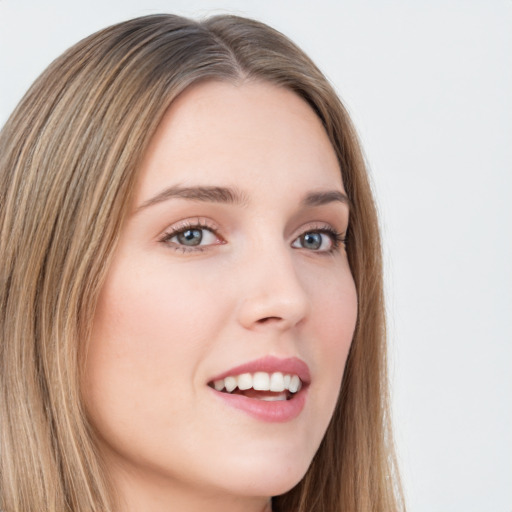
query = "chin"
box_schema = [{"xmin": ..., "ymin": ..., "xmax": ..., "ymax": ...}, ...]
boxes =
[{"xmin": 214, "ymin": 453, "xmax": 311, "ymax": 498}]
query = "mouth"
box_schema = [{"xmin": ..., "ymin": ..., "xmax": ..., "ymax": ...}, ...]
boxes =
[
  {"xmin": 208, "ymin": 371, "xmax": 303, "ymax": 402},
  {"xmin": 206, "ymin": 356, "xmax": 310, "ymax": 422}
]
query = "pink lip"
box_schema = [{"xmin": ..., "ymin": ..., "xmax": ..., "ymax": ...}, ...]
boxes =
[
  {"xmin": 208, "ymin": 355, "xmax": 311, "ymax": 384},
  {"xmin": 207, "ymin": 356, "xmax": 310, "ymax": 423}
]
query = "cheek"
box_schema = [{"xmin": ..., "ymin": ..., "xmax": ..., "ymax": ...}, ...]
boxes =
[
  {"xmin": 91, "ymin": 258, "xmax": 219, "ymax": 357},
  {"xmin": 82, "ymin": 260, "xmax": 224, "ymax": 437},
  {"xmin": 307, "ymin": 258, "xmax": 357, "ymax": 346},
  {"xmin": 306, "ymin": 269, "xmax": 357, "ymax": 416}
]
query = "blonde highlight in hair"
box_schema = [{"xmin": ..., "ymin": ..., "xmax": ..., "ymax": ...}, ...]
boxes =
[{"xmin": 0, "ymin": 14, "xmax": 404, "ymax": 511}]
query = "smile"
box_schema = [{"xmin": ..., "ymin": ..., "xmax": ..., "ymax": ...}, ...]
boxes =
[
  {"xmin": 209, "ymin": 371, "xmax": 302, "ymax": 401},
  {"xmin": 207, "ymin": 356, "xmax": 310, "ymax": 422}
]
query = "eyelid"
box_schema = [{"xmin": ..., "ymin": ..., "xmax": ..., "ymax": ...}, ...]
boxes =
[
  {"xmin": 292, "ymin": 221, "xmax": 346, "ymax": 239},
  {"xmin": 157, "ymin": 218, "xmax": 347, "ymax": 254},
  {"xmin": 158, "ymin": 218, "xmax": 224, "ymax": 252},
  {"xmin": 291, "ymin": 222, "xmax": 347, "ymax": 253}
]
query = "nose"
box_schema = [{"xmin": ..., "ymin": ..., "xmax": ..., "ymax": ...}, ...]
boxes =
[{"xmin": 236, "ymin": 244, "xmax": 311, "ymax": 332}]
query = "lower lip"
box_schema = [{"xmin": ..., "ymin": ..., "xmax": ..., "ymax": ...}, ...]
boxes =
[{"xmin": 209, "ymin": 387, "xmax": 308, "ymax": 423}]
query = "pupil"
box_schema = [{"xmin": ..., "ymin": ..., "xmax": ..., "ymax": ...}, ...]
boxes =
[
  {"xmin": 178, "ymin": 229, "xmax": 202, "ymax": 246},
  {"xmin": 303, "ymin": 233, "xmax": 321, "ymax": 250}
]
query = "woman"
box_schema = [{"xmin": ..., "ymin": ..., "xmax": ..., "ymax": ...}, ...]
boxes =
[{"xmin": 0, "ymin": 13, "xmax": 403, "ymax": 512}]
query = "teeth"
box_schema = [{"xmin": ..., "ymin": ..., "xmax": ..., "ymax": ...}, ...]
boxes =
[
  {"xmin": 237, "ymin": 373, "xmax": 252, "ymax": 390},
  {"xmin": 253, "ymin": 372, "xmax": 270, "ymax": 390},
  {"xmin": 289, "ymin": 375, "xmax": 302, "ymax": 393},
  {"xmin": 211, "ymin": 371, "xmax": 303, "ymax": 395},
  {"xmin": 269, "ymin": 372, "xmax": 285, "ymax": 392},
  {"xmin": 259, "ymin": 393, "xmax": 287, "ymax": 401},
  {"xmin": 224, "ymin": 376, "xmax": 237, "ymax": 393}
]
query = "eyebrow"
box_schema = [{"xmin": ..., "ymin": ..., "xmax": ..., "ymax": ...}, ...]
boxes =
[
  {"xmin": 136, "ymin": 185, "xmax": 350, "ymax": 212},
  {"xmin": 302, "ymin": 190, "xmax": 351, "ymax": 208},
  {"xmin": 137, "ymin": 185, "xmax": 249, "ymax": 211}
]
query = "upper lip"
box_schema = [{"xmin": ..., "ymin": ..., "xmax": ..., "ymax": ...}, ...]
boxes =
[{"xmin": 208, "ymin": 355, "xmax": 311, "ymax": 385}]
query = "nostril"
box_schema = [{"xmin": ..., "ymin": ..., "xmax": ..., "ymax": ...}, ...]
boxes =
[{"xmin": 257, "ymin": 316, "xmax": 282, "ymax": 324}]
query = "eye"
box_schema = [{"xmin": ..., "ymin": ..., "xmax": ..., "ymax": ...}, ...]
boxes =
[
  {"xmin": 160, "ymin": 220, "xmax": 223, "ymax": 252},
  {"xmin": 173, "ymin": 227, "xmax": 216, "ymax": 246},
  {"xmin": 291, "ymin": 227, "xmax": 345, "ymax": 253}
]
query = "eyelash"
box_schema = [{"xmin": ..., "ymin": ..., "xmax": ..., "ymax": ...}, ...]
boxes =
[
  {"xmin": 158, "ymin": 220, "xmax": 347, "ymax": 255},
  {"xmin": 304, "ymin": 226, "xmax": 347, "ymax": 253},
  {"xmin": 159, "ymin": 219, "xmax": 221, "ymax": 254}
]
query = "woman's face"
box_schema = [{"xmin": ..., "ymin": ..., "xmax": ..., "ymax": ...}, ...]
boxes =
[{"xmin": 83, "ymin": 80, "xmax": 357, "ymax": 510}]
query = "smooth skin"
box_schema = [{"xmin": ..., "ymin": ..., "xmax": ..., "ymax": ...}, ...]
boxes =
[{"xmin": 82, "ymin": 80, "xmax": 358, "ymax": 512}]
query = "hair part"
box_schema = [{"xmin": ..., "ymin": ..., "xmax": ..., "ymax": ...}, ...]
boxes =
[{"xmin": 0, "ymin": 14, "xmax": 403, "ymax": 511}]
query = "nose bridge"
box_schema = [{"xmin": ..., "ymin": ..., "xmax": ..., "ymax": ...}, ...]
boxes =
[{"xmin": 236, "ymin": 231, "xmax": 311, "ymax": 330}]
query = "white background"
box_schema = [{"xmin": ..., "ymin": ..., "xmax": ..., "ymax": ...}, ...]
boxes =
[{"xmin": 1, "ymin": 1, "xmax": 511, "ymax": 511}]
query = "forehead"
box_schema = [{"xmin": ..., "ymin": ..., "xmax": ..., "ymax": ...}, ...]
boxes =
[{"xmin": 136, "ymin": 80, "xmax": 343, "ymax": 203}]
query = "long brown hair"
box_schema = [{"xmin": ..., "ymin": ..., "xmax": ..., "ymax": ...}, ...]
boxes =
[{"xmin": 0, "ymin": 14, "xmax": 403, "ymax": 512}]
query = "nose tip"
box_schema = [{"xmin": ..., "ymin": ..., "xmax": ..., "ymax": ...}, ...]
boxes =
[{"xmin": 236, "ymin": 255, "xmax": 311, "ymax": 331}]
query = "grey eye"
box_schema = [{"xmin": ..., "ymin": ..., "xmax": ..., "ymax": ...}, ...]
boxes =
[
  {"xmin": 176, "ymin": 228, "xmax": 203, "ymax": 246},
  {"xmin": 163, "ymin": 224, "xmax": 220, "ymax": 251},
  {"xmin": 292, "ymin": 231, "xmax": 334, "ymax": 251},
  {"xmin": 300, "ymin": 232, "xmax": 322, "ymax": 250}
]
